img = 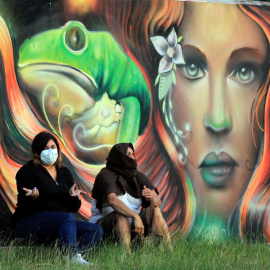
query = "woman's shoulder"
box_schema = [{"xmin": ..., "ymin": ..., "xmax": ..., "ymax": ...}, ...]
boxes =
[
  {"xmin": 17, "ymin": 160, "xmax": 35, "ymax": 172},
  {"xmin": 99, "ymin": 167, "xmax": 110, "ymax": 174},
  {"xmin": 16, "ymin": 160, "xmax": 37, "ymax": 177},
  {"xmin": 97, "ymin": 167, "xmax": 117, "ymax": 178},
  {"xmin": 94, "ymin": 167, "xmax": 116, "ymax": 183}
]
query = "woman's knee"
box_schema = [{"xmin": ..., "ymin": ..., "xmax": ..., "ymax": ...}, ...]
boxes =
[
  {"xmin": 77, "ymin": 221, "xmax": 104, "ymax": 238},
  {"xmin": 115, "ymin": 213, "xmax": 130, "ymax": 230},
  {"xmin": 88, "ymin": 222, "xmax": 104, "ymax": 239},
  {"xmin": 77, "ymin": 222, "xmax": 104, "ymax": 247},
  {"xmin": 59, "ymin": 212, "xmax": 76, "ymax": 225}
]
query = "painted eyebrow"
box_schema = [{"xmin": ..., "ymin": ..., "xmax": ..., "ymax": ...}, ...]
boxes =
[
  {"xmin": 229, "ymin": 47, "xmax": 261, "ymax": 60},
  {"xmin": 182, "ymin": 45, "xmax": 207, "ymax": 61}
]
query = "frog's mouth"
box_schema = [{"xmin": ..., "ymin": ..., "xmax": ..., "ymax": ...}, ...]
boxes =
[
  {"xmin": 18, "ymin": 63, "xmax": 121, "ymax": 164},
  {"xmin": 18, "ymin": 63, "xmax": 97, "ymax": 98}
]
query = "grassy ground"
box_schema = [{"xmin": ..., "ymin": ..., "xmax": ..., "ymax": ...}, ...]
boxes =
[{"xmin": 0, "ymin": 235, "xmax": 269, "ymax": 270}]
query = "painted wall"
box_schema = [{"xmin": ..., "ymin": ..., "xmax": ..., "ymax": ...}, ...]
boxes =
[{"xmin": 0, "ymin": 0, "xmax": 270, "ymax": 241}]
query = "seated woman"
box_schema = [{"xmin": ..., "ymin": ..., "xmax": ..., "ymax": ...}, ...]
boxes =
[
  {"xmin": 89, "ymin": 143, "xmax": 172, "ymax": 253},
  {"xmin": 11, "ymin": 131, "xmax": 104, "ymax": 265}
]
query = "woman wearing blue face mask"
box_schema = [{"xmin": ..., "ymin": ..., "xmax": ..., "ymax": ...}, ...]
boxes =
[{"xmin": 11, "ymin": 131, "xmax": 103, "ymax": 265}]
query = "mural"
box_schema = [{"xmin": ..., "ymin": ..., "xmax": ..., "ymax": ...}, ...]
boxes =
[{"xmin": 0, "ymin": 0, "xmax": 270, "ymax": 242}]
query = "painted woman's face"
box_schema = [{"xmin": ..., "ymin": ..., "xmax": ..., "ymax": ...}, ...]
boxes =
[{"xmin": 171, "ymin": 3, "xmax": 268, "ymax": 219}]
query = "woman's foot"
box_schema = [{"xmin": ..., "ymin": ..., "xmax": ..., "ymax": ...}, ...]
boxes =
[{"xmin": 70, "ymin": 253, "xmax": 93, "ymax": 265}]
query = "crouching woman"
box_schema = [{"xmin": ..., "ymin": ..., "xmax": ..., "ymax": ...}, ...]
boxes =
[{"xmin": 89, "ymin": 143, "xmax": 172, "ymax": 253}]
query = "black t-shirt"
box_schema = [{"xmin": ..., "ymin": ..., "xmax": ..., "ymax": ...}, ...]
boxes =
[
  {"xmin": 93, "ymin": 168, "xmax": 158, "ymax": 211},
  {"xmin": 11, "ymin": 161, "xmax": 81, "ymax": 228}
]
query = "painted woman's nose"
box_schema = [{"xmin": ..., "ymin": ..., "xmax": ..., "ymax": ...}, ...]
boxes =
[
  {"xmin": 204, "ymin": 113, "xmax": 232, "ymax": 134},
  {"xmin": 203, "ymin": 78, "xmax": 232, "ymax": 134}
]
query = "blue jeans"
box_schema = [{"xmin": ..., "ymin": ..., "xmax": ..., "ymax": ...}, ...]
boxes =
[{"xmin": 15, "ymin": 212, "xmax": 104, "ymax": 252}]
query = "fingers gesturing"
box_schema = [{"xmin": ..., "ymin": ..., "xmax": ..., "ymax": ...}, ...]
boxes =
[{"xmin": 23, "ymin": 187, "xmax": 39, "ymax": 199}]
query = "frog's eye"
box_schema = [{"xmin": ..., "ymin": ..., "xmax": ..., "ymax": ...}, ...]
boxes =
[{"xmin": 65, "ymin": 26, "xmax": 86, "ymax": 52}]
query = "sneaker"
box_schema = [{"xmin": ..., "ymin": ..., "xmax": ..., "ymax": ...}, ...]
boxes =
[{"xmin": 70, "ymin": 253, "xmax": 93, "ymax": 265}]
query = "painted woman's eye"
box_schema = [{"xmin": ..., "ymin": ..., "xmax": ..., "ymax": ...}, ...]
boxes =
[
  {"xmin": 65, "ymin": 26, "xmax": 86, "ymax": 52},
  {"xmin": 229, "ymin": 64, "xmax": 256, "ymax": 84},
  {"xmin": 180, "ymin": 62, "xmax": 206, "ymax": 80}
]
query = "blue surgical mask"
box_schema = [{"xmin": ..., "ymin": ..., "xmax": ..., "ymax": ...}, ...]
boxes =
[{"xmin": 40, "ymin": 148, "xmax": 58, "ymax": 165}]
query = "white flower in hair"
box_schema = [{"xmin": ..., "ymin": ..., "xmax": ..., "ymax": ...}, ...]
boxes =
[
  {"xmin": 150, "ymin": 28, "xmax": 189, "ymax": 164},
  {"xmin": 151, "ymin": 28, "xmax": 185, "ymax": 74}
]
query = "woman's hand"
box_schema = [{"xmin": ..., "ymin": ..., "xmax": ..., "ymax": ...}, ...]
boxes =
[
  {"xmin": 23, "ymin": 187, "xmax": 39, "ymax": 199},
  {"xmin": 142, "ymin": 185, "xmax": 157, "ymax": 202},
  {"xmin": 133, "ymin": 214, "xmax": 144, "ymax": 236},
  {"xmin": 69, "ymin": 184, "xmax": 87, "ymax": 199}
]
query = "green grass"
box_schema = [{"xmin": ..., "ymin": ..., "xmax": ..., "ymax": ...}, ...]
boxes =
[{"xmin": 0, "ymin": 235, "xmax": 269, "ymax": 270}]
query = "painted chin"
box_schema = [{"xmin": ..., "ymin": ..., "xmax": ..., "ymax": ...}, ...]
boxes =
[{"xmin": 199, "ymin": 152, "xmax": 239, "ymax": 189}]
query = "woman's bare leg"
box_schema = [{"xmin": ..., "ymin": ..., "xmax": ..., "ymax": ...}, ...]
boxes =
[
  {"xmin": 115, "ymin": 213, "xmax": 132, "ymax": 254},
  {"xmin": 146, "ymin": 196, "xmax": 173, "ymax": 251}
]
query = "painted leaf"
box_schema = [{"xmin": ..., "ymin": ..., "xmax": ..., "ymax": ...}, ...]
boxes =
[
  {"xmin": 162, "ymin": 99, "xmax": 166, "ymax": 113},
  {"xmin": 158, "ymin": 72, "xmax": 174, "ymax": 100},
  {"xmin": 165, "ymin": 114, "xmax": 170, "ymax": 127},
  {"xmin": 155, "ymin": 74, "xmax": 160, "ymax": 86},
  {"xmin": 177, "ymin": 36, "xmax": 183, "ymax": 43}
]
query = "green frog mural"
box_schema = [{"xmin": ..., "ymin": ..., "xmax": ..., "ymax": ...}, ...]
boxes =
[{"xmin": 18, "ymin": 21, "xmax": 151, "ymax": 164}]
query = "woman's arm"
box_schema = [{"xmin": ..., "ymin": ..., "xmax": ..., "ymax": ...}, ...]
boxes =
[
  {"xmin": 62, "ymin": 167, "xmax": 82, "ymax": 212},
  {"xmin": 137, "ymin": 172, "xmax": 160, "ymax": 207},
  {"xmin": 16, "ymin": 165, "xmax": 40, "ymax": 203}
]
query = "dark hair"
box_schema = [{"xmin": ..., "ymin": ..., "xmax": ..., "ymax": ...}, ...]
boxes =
[{"xmin": 32, "ymin": 131, "xmax": 62, "ymax": 168}]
